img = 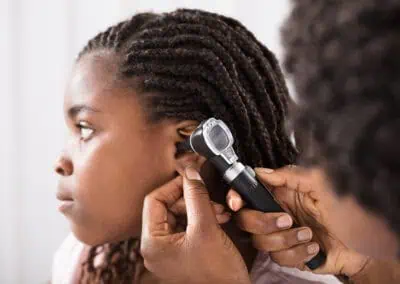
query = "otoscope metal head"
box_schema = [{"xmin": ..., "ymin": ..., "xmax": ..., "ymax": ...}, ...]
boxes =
[{"xmin": 177, "ymin": 118, "xmax": 239, "ymax": 165}]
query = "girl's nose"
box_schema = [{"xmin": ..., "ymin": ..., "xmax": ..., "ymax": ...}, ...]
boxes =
[{"xmin": 54, "ymin": 156, "xmax": 73, "ymax": 176}]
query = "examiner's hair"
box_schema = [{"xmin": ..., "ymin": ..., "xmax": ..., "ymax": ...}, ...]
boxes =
[{"xmin": 282, "ymin": 0, "xmax": 400, "ymax": 237}]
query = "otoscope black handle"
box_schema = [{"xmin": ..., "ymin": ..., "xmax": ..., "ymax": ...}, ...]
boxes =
[{"xmin": 230, "ymin": 170, "xmax": 326, "ymax": 270}]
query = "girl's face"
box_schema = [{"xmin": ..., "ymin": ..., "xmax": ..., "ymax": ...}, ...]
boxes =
[{"xmin": 55, "ymin": 52, "xmax": 195, "ymax": 246}]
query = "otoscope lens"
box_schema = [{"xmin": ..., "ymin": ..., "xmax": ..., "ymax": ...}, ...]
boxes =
[{"xmin": 209, "ymin": 125, "xmax": 230, "ymax": 151}]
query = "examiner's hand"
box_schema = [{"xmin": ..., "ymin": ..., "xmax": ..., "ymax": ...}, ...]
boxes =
[
  {"xmin": 140, "ymin": 167, "xmax": 251, "ymax": 284},
  {"xmin": 226, "ymin": 166, "xmax": 370, "ymax": 277}
]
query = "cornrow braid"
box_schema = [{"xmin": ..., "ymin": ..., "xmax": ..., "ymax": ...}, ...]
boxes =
[{"xmin": 77, "ymin": 8, "xmax": 297, "ymax": 283}]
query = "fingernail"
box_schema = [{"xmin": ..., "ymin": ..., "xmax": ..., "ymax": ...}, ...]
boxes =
[
  {"xmin": 255, "ymin": 168, "xmax": 274, "ymax": 173},
  {"xmin": 228, "ymin": 198, "xmax": 235, "ymax": 211},
  {"xmin": 297, "ymin": 229, "xmax": 312, "ymax": 242},
  {"xmin": 307, "ymin": 243, "xmax": 319, "ymax": 255},
  {"xmin": 276, "ymin": 215, "xmax": 292, "ymax": 228},
  {"xmin": 229, "ymin": 198, "xmax": 240, "ymax": 212},
  {"xmin": 185, "ymin": 167, "xmax": 202, "ymax": 181}
]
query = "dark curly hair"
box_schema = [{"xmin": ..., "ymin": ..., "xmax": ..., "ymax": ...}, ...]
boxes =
[
  {"xmin": 282, "ymin": 0, "xmax": 400, "ymax": 237},
  {"xmin": 77, "ymin": 8, "xmax": 297, "ymax": 283}
]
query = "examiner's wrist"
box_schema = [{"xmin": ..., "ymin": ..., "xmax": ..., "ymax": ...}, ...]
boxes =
[{"xmin": 335, "ymin": 250, "xmax": 372, "ymax": 281}]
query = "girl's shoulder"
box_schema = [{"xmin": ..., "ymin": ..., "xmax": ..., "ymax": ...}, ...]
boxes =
[
  {"xmin": 250, "ymin": 252, "xmax": 341, "ymax": 284},
  {"xmin": 52, "ymin": 233, "xmax": 85, "ymax": 284}
]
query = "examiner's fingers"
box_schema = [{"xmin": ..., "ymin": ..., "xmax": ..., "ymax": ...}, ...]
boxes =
[
  {"xmin": 251, "ymin": 227, "xmax": 313, "ymax": 252},
  {"xmin": 235, "ymin": 209, "xmax": 293, "ymax": 235},
  {"xmin": 226, "ymin": 189, "xmax": 246, "ymax": 212},
  {"xmin": 270, "ymin": 242, "xmax": 320, "ymax": 268}
]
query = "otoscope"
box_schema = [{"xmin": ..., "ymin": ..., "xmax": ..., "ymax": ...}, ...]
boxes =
[{"xmin": 177, "ymin": 118, "xmax": 326, "ymax": 270}]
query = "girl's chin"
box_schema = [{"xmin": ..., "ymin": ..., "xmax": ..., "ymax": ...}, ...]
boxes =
[{"xmin": 70, "ymin": 225, "xmax": 140, "ymax": 246}]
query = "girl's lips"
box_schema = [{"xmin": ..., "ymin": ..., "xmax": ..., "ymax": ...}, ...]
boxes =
[
  {"xmin": 56, "ymin": 187, "xmax": 74, "ymax": 213},
  {"xmin": 56, "ymin": 186, "xmax": 74, "ymax": 202},
  {"xmin": 58, "ymin": 200, "xmax": 74, "ymax": 213}
]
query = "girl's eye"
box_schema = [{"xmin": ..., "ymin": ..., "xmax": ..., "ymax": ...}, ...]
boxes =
[{"xmin": 77, "ymin": 122, "xmax": 94, "ymax": 140}]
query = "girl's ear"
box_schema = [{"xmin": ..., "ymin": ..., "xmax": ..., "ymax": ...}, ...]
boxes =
[
  {"xmin": 177, "ymin": 124, "xmax": 198, "ymax": 137},
  {"xmin": 174, "ymin": 120, "xmax": 205, "ymax": 175}
]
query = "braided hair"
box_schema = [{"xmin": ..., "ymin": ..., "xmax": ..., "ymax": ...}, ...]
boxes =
[{"xmin": 77, "ymin": 9, "xmax": 297, "ymax": 283}]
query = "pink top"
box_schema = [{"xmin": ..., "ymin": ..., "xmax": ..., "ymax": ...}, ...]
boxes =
[{"xmin": 52, "ymin": 234, "xmax": 340, "ymax": 284}]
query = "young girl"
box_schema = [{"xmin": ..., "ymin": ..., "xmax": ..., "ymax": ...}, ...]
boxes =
[{"xmin": 53, "ymin": 9, "xmax": 337, "ymax": 283}]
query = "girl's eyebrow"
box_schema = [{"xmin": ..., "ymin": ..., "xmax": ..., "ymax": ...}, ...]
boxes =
[{"xmin": 67, "ymin": 104, "xmax": 101, "ymax": 119}]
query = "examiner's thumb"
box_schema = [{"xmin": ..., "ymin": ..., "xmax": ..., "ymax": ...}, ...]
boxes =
[{"xmin": 183, "ymin": 166, "xmax": 218, "ymax": 228}]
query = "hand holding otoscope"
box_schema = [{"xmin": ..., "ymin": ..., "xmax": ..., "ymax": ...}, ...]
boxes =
[{"xmin": 177, "ymin": 118, "xmax": 327, "ymax": 270}]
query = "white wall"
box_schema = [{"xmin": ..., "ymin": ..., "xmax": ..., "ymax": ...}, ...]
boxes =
[
  {"xmin": 1, "ymin": 0, "xmax": 19, "ymax": 283},
  {"xmin": 0, "ymin": 1, "xmax": 290, "ymax": 283}
]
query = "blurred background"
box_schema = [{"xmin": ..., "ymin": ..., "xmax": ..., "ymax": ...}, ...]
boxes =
[{"xmin": 0, "ymin": 0, "xmax": 291, "ymax": 283}]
